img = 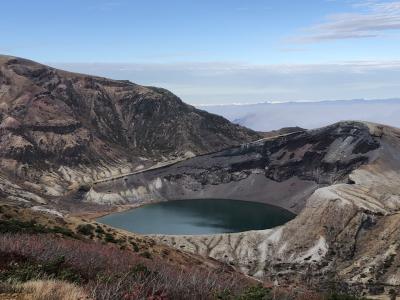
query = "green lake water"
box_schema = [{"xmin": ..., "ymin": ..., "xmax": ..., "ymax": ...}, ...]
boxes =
[{"xmin": 97, "ymin": 199, "xmax": 295, "ymax": 235}]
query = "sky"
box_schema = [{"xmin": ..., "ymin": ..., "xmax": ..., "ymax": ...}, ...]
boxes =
[{"xmin": 2, "ymin": 0, "xmax": 400, "ymax": 104}]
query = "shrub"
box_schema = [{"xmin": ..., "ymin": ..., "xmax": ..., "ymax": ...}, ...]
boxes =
[
  {"xmin": 0, "ymin": 262, "xmax": 43, "ymax": 282},
  {"xmin": 236, "ymin": 284, "xmax": 271, "ymax": 300},
  {"xmin": 0, "ymin": 219, "xmax": 46, "ymax": 234},
  {"xmin": 130, "ymin": 241, "xmax": 139, "ymax": 252},
  {"xmin": 139, "ymin": 251, "xmax": 152, "ymax": 259},
  {"xmin": 51, "ymin": 226, "xmax": 75, "ymax": 237},
  {"xmin": 0, "ymin": 255, "xmax": 82, "ymax": 284},
  {"xmin": 76, "ymin": 224, "xmax": 94, "ymax": 236},
  {"xmin": 95, "ymin": 225, "xmax": 105, "ymax": 235},
  {"xmin": 41, "ymin": 256, "xmax": 82, "ymax": 283},
  {"xmin": 0, "ymin": 219, "xmax": 75, "ymax": 238},
  {"xmin": 104, "ymin": 233, "xmax": 117, "ymax": 243}
]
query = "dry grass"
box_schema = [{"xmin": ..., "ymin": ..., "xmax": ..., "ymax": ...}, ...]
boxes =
[{"xmin": 18, "ymin": 280, "xmax": 89, "ymax": 300}]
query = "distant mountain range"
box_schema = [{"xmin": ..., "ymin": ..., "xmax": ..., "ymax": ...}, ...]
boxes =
[{"xmin": 199, "ymin": 99, "xmax": 400, "ymax": 131}]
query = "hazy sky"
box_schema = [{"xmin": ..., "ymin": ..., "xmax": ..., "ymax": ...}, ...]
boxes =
[{"xmin": 2, "ymin": 0, "xmax": 400, "ymax": 104}]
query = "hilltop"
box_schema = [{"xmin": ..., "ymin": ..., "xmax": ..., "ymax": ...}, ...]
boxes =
[{"xmin": 0, "ymin": 55, "xmax": 260, "ymax": 210}]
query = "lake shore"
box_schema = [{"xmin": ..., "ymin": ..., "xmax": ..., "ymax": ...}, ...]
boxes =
[{"xmin": 69, "ymin": 203, "xmax": 142, "ymax": 220}]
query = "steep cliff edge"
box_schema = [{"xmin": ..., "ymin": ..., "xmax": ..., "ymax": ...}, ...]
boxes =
[
  {"xmin": 90, "ymin": 121, "xmax": 379, "ymax": 212},
  {"xmin": 0, "ymin": 55, "xmax": 260, "ymax": 206}
]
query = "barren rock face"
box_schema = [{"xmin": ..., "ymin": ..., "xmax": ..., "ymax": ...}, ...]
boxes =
[
  {"xmin": 93, "ymin": 121, "xmax": 400, "ymax": 295},
  {"xmin": 0, "ymin": 55, "xmax": 260, "ymax": 204},
  {"xmin": 91, "ymin": 121, "xmax": 379, "ymax": 213}
]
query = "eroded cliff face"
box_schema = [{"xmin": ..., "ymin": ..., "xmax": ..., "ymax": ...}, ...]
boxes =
[
  {"xmin": 157, "ymin": 124, "xmax": 400, "ymax": 295},
  {"xmin": 89, "ymin": 122, "xmax": 379, "ymax": 212},
  {"xmin": 0, "ymin": 55, "xmax": 260, "ymax": 206},
  {"xmin": 90, "ymin": 121, "xmax": 400, "ymax": 295}
]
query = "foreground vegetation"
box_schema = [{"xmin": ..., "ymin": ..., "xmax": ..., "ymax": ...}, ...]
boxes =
[
  {"xmin": 0, "ymin": 233, "xmax": 253, "ymax": 299},
  {"xmin": 0, "ymin": 205, "xmax": 369, "ymax": 299}
]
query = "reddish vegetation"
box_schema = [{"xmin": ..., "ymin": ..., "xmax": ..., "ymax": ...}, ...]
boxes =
[{"xmin": 0, "ymin": 233, "xmax": 250, "ymax": 299}]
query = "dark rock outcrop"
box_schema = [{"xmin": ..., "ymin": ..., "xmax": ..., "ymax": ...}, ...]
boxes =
[{"xmin": 91, "ymin": 121, "xmax": 379, "ymax": 213}]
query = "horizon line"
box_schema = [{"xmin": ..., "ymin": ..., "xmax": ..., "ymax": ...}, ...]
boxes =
[{"xmin": 196, "ymin": 98, "xmax": 400, "ymax": 107}]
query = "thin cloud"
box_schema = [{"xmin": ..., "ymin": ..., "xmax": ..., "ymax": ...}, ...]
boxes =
[
  {"xmin": 50, "ymin": 60, "xmax": 400, "ymax": 104},
  {"xmin": 290, "ymin": 1, "xmax": 400, "ymax": 43}
]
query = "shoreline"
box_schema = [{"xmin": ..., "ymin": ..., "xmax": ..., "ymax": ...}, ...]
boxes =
[
  {"xmin": 69, "ymin": 203, "xmax": 143, "ymax": 220},
  {"xmin": 70, "ymin": 197, "xmax": 299, "ymax": 221}
]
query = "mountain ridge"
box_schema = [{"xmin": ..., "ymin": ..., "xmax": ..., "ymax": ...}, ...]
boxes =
[
  {"xmin": 2, "ymin": 55, "xmax": 400, "ymax": 298},
  {"xmin": 0, "ymin": 55, "xmax": 260, "ymax": 207}
]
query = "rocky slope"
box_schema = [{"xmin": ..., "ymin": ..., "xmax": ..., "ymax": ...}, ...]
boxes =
[
  {"xmin": 91, "ymin": 121, "xmax": 400, "ymax": 297},
  {"xmin": 0, "ymin": 55, "xmax": 260, "ymax": 207},
  {"xmin": 89, "ymin": 121, "xmax": 378, "ymax": 212},
  {"xmin": 2, "ymin": 55, "xmax": 400, "ymax": 297}
]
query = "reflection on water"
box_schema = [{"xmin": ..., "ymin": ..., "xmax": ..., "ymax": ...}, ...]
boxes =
[{"xmin": 97, "ymin": 199, "xmax": 296, "ymax": 235}]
